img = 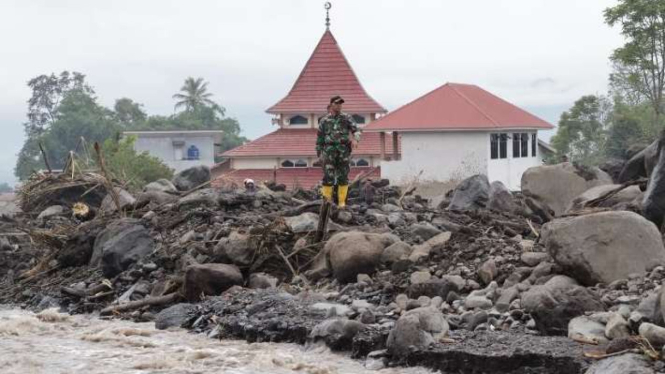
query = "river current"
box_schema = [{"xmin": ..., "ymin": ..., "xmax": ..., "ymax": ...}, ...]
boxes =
[{"xmin": 0, "ymin": 307, "xmax": 433, "ymax": 374}]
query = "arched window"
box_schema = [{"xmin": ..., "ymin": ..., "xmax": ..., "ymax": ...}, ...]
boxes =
[
  {"xmin": 349, "ymin": 159, "xmax": 356, "ymax": 167},
  {"xmin": 289, "ymin": 115, "xmax": 308, "ymax": 125},
  {"xmin": 356, "ymin": 158, "xmax": 369, "ymax": 167},
  {"xmin": 281, "ymin": 160, "xmax": 294, "ymax": 168},
  {"xmin": 294, "ymin": 159, "xmax": 307, "ymax": 168},
  {"xmin": 352, "ymin": 114, "xmax": 366, "ymax": 124}
]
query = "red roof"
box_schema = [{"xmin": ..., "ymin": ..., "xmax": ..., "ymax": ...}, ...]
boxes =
[
  {"xmin": 266, "ymin": 30, "xmax": 386, "ymax": 115},
  {"xmin": 364, "ymin": 83, "xmax": 554, "ymax": 132},
  {"xmin": 221, "ymin": 128, "xmax": 400, "ymax": 157},
  {"xmin": 213, "ymin": 167, "xmax": 381, "ymax": 190}
]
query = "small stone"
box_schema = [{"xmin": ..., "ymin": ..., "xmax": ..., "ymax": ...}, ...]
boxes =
[
  {"xmin": 337, "ymin": 210, "xmax": 353, "ymax": 224},
  {"xmin": 520, "ymin": 252, "xmax": 550, "ymax": 267},
  {"xmin": 519, "ymin": 240, "xmax": 535, "ymax": 252},
  {"xmin": 395, "ymin": 294, "xmax": 409, "ymax": 310},
  {"xmin": 352, "ymin": 299, "xmax": 375, "ymax": 312},
  {"xmin": 357, "ymin": 273, "xmax": 373, "ymax": 285},
  {"xmin": 406, "ymin": 299, "xmax": 422, "ymax": 311},
  {"xmin": 464, "ymin": 295, "xmax": 493, "ymax": 310},
  {"xmin": 410, "ymin": 271, "xmax": 432, "ymax": 285},
  {"xmin": 477, "ymin": 260, "xmax": 497, "ymax": 285},
  {"xmin": 360, "ymin": 310, "xmax": 376, "ymax": 324},
  {"xmin": 639, "ymin": 322, "xmax": 665, "ymax": 348},
  {"xmin": 417, "ymin": 296, "xmax": 432, "ymax": 308},
  {"xmin": 605, "ymin": 313, "xmax": 631, "ymax": 340}
]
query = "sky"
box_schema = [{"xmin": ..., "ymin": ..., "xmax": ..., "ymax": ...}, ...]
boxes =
[{"xmin": 0, "ymin": 0, "xmax": 623, "ymax": 185}]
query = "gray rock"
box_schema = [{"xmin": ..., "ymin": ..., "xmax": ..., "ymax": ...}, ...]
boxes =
[
  {"xmin": 337, "ymin": 210, "xmax": 353, "ymax": 224},
  {"xmin": 521, "ymin": 252, "xmax": 551, "ymax": 267},
  {"xmin": 386, "ymin": 307, "xmax": 448, "ymax": 358},
  {"xmin": 381, "ymin": 204, "xmax": 402, "ymax": 213},
  {"xmin": 310, "ymin": 303, "xmax": 352, "ymax": 316},
  {"xmin": 388, "ymin": 213, "xmax": 406, "ymax": 227},
  {"xmin": 327, "ymin": 231, "xmax": 394, "ymax": 282},
  {"xmin": 477, "ymin": 259, "xmax": 497, "ymax": 285},
  {"xmin": 310, "ymin": 318, "xmax": 365, "ymax": 350},
  {"xmin": 381, "ymin": 241, "xmax": 412, "ymax": 264},
  {"xmin": 37, "ymin": 205, "xmax": 66, "ymax": 220},
  {"xmin": 213, "ymin": 231, "xmax": 255, "ymax": 267},
  {"xmin": 407, "ymin": 278, "xmax": 460, "ymax": 300},
  {"xmin": 496, "ymin": 287, "xmax": 520, "ymax": 313},
  {"xmin": 605, "ymin": 313, "xmax": 630, "ymax": 340},
  {"xmin": 183, "ymin": 263, "xmax": 243, "ymax": 302},
  {"xmin": 639, "ymin": 322, "xmax": 665, "ymax": 348},
  {"xmin": 172, "ymin": 165, "xmax": 211, "ymax": 191},
  {"xmin": 568, "ymin": 316, "xmax": 608, "ymax": 344},
  {"xmin": 155, "ymin": 303, "xmax": 195, "ymax": 330},
  {"xmin": 285, "ymin": 212, "xmax": 319, "ymax": 234},
  {"xmin": 522, "ymin": 162, "xmax": 613, "ymax": 216},
  {"xmin": 585, "ymin": 353, "xmax": 655, "ymax": 374},
  {"xmin": 568, "ymin": 184, "xmax": 642, "ymax": 213},
  {"xmin": 101, "ymin": 188, "xmax": 136, "ymax": 213},
  {"xmin": 409, "ymin": 232, "xmax": 452, "ymax": 262},
  {"xmin": 144, "ymin": 179, "xmax": 177, "ymax": 193},
  {"xmin": 409, "ymin": 224, "xmax": 442, "ymax": 241},
  {"xmin": 177, "ymin": 188, "xmax": 218, "ymax": 210},
  {"xmin": 136, "ymin": 190, "xmax": 177, "ymax": 206},
  {"xmin": 543, "ymin": 211, "xmax": 665, "ymax": 286},
  {"xmin": 522, "ymin": 275, "xmax": 605, "ymax": 335},
  {"xmin": 448, "ymin": 174, "xmax": 490, "ymax": 211},
  {"xmin": 248, "ymin": 273, "xmax": 278, "ymax": 289},
  {"xmin": 487, "ymin": 181, "xmax": 517, "ymax": 213},
  {"xmin": 410, "ymin": 271, "xmax": 432, "ymax": 285},
  {"xmin": 90, "ymin": 219, "xmax": 155, "ymax": 277},
  {"xmin": 465, "ymin": 295, "xmax": 493, "ymax": 310}
]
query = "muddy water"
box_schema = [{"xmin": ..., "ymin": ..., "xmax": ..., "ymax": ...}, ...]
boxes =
[{"xmin": 0, "ymin": 307, "xmax": 432, "ymax": 374}]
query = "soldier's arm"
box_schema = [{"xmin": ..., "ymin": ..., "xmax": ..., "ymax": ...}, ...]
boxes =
[{"xmin": 347, "ymin": 114, "xmax": 361, "ymax": 142}]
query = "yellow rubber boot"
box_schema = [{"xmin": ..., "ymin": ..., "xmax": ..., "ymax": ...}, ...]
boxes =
[
  {"xmin": 321, "ymin": 185, "xmax": 333, "ymax": 202},
  {"xmin": 338, "ymin": 185, "xmax": 349, "ymax": 208}
]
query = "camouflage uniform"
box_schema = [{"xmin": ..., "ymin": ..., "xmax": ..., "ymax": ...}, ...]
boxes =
[{"xmin": 316, "ymin": 112, "xmax": 360, "ymax": 186}]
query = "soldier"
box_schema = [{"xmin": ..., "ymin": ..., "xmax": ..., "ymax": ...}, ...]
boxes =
[{"xmin": 316, "ymin": 95, "xmax": 360, "ymax": 208}]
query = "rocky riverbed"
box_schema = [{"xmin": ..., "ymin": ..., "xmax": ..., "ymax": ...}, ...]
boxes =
[{"xmin": 3, "ymin": 162, "xmax": 665, "ymax": 373}]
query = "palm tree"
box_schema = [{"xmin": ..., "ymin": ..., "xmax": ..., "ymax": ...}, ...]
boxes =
[{"xmin": 172, "ymin": 77, "xmax": 224, "ymax": 115}]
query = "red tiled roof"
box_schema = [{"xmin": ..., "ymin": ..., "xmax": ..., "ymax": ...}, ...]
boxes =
[
  {"xmin": 266, "ymin": 30, "xmax": 386, "ymax": 115},
  {"xmin": 364, "ymin": 83, "xmax": 554, "ymax": 132},
  {"xmin": 221, "ymin": 128, "xmax": 400, "ymax": 157},
  {"xmin": 213, "ymin": 167, "xmax": 381, "ymax": 190}
]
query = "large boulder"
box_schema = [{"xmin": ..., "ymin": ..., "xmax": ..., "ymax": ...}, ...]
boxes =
[
  {"xmin": 543, "ymin": 211, "xmax": 665, "ymax": 286},
  {"xmin": 521, "ymin": 162, "xmax": 613, "ymax": 216},
  {"xmin": 567, "ymin": 184, "xmax": 642, "ymax": 213},
  {"xmin": 327, "ymin": 231, "xmax": 395, "ymax": 283},
  {"xmin": 155, "ymin": 303, "xmax": 196, "ymax": 330},
  {"xmin": 213, "ymin": 231, "xmax": 255, "ymax": 267},
  {"xmin": 599, "ymin": 159, "xmax": 626, "ymax": 183},
  {"xmin": 100, "ymin": 188, "xmax": 136, "ymax": 213},
  {"xmin": 522, "ymin": 275, "xmax": 605, "ymax": 335},
  {"xmin": 183, "ymin": 263, "xmax": 243, "ymax": 301},
  {"xmin": 585, "ymin": 353, "xmax": 655, "ymax": 374},
  {"xmin": 90, "ymin": 219, "xmax": 155, "ymax": 277},
  {"xmin": 487, "ymin": 181, "xmax": 517, "ymax": 213},
  {"xmin": 448, "ymin": 174, "xmax": 489, "ymax": 211},
  {"xmin": 619, "ymin": 140, "xmax": 657, "ymax": 183},
  {"xmin": 144, "ymin": 179, "xmax": 178, "ymax": 194},
  {"xmin": 387, "ymin": 307, "xmax": 448, "ymax": 358},
  {"xmin": 643, "ymin": 140, "xmax": 665, "ymax": 228},
  {"xmin": 172, "ymin": 166, "xmax": 211, "ymax": 192}
]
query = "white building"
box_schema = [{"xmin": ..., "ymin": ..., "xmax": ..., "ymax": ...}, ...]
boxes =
[
  {"xmin": 123, "ymin": 130, "xmax": 223, "ymax": 173},
  {"xmin": 364, "ymin": 83, "xmax": 554, "ymax": 190}
]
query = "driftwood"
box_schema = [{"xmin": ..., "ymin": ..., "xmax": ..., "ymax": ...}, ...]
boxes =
[
  {"xmin": 583, "ymin": 178, "xmax": 647, "ymax": 208},
  {"xmin": 93, "ymin": 142, "xmax": 123, "ymax": 214},
  {"xmin": 100, "ymin": 292, "xmax": 180, "ymax": 316},
  {"xmin": 61, "ymin": 283, "xmax": 112, "ymax": 299}
]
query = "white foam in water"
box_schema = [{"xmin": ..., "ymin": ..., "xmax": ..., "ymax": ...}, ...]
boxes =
[{"xmin": 0, "ymin": 307, "xmax": 434, "ymax": 374}]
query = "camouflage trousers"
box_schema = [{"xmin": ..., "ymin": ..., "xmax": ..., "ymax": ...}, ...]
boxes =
[{"xmin": 321, "ymin": 148, "xmax": 351, "ymax": 186}]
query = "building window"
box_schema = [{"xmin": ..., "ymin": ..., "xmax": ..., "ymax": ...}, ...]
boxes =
[
  {"xmin": 281, "ymin": 159, "xmax": 308, "ymax": 168},
  {"xmin": 520, "ymin": 133, "xmax": 528, "ymax": 158},
  {"xmin": 352, "ymin": 114, "xmax": 365, "ymax": 124},
  {"xmin": 532, "ymin": 133, "xmax": 537, "ymax": 157},
  {"xmin": 491, "ymin": 133, "xmax": 508, "ymax": 160},
  {"xmin": 289, "ymin": 115, "xmax": 308, "ymax": 125},
  {"xmin": 187, "ymin": 145, "xmax": 200, "ymax": 160},
  {"xmin": 350, "ymin": 158, "xmax": 370, "ymax": 167},
  {"xmin": 512, "ymin": 133, "xmax": 520, "ymax": 158}
]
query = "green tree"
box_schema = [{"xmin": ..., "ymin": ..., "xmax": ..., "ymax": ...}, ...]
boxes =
[
  {"xmin": 113, "ymin": 98, "xmax": 147, "ymax": 127},
  {"xmin": 551, "ymin": 95, "xmax": 611, "ymax": 165},
  {"xmin": 605, "ymin": 0, "xmax": 665, "ymax": 119},
  {"xmin": 102, "ymin": 136, "xmax": 173, "ymax": 192},
  {"xmin": 172, "ymin": 77, "xmax": 225, "ymax": 115}
]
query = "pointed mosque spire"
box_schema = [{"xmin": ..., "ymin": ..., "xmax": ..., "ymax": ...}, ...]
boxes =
[{"xmin": 325, "ymin": 2, "xmax": 331, "ymax": 29}]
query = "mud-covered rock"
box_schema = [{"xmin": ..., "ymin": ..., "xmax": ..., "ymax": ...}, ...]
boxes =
[
  {"xmin": 522, "ymin": 162, "xmax": 612, "ymax": 216},
  {"xmin": 487, "ymin": 181, "xmax": 517, "ymax": 213},
  {"xmin": 327, "ymin": 231, "xmax": 394, "ymax": 283},
  {"xmin": 567, "ymin": 316, "xmax": 608, "ymax": 344},
  {"xmin": 543, "ymin": 211, "xmax": 665, "ymax": 286},
  {"xmin": 213, "ymin": 231, "xmax": 255, "ymax": 267},
  {"xmin": 448, "ymin": 175, "xmax": 489, "ymax": 211},
  {"xmin": 100, "ymin": 188, "xmax": 136, "ymax": 213},
  {"xmin": 184, "ymin": 263, "xmax": 243, "ymax": 301},
  {"xmin": 387, "ymin": 307, "xmax": 448, "ymax": 358},
  {"xmin": 248, "ymin": 272, "xmax": 278, "ymax": 289},
  {"xmin": 567, "ymin": 184, "xmax": 642, "ymax": 213},
  {"xmin": 144, "ymin": 179, "xmax": 178, "ymax": 193},
  {"xmin": 172, "ymin": 165, "xmax": 211, "ymax": 191},
  {"xmin": 585, "ymin": 353, "xmax": 654, "ymax": 374},
  {"xmin": 522, "ymin": 275, "xmax": 604, "ymax": 335},
  {"xmin": 309, "ymin": 318, "xmax": 366, "ymax": 350},
  {"xmin": 90, "ymin": 219, "xmax": 155, "ymax": 277},
  {"xmin": 155, "ymin": 303, "xmax": 196, "ymax": 330}
]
